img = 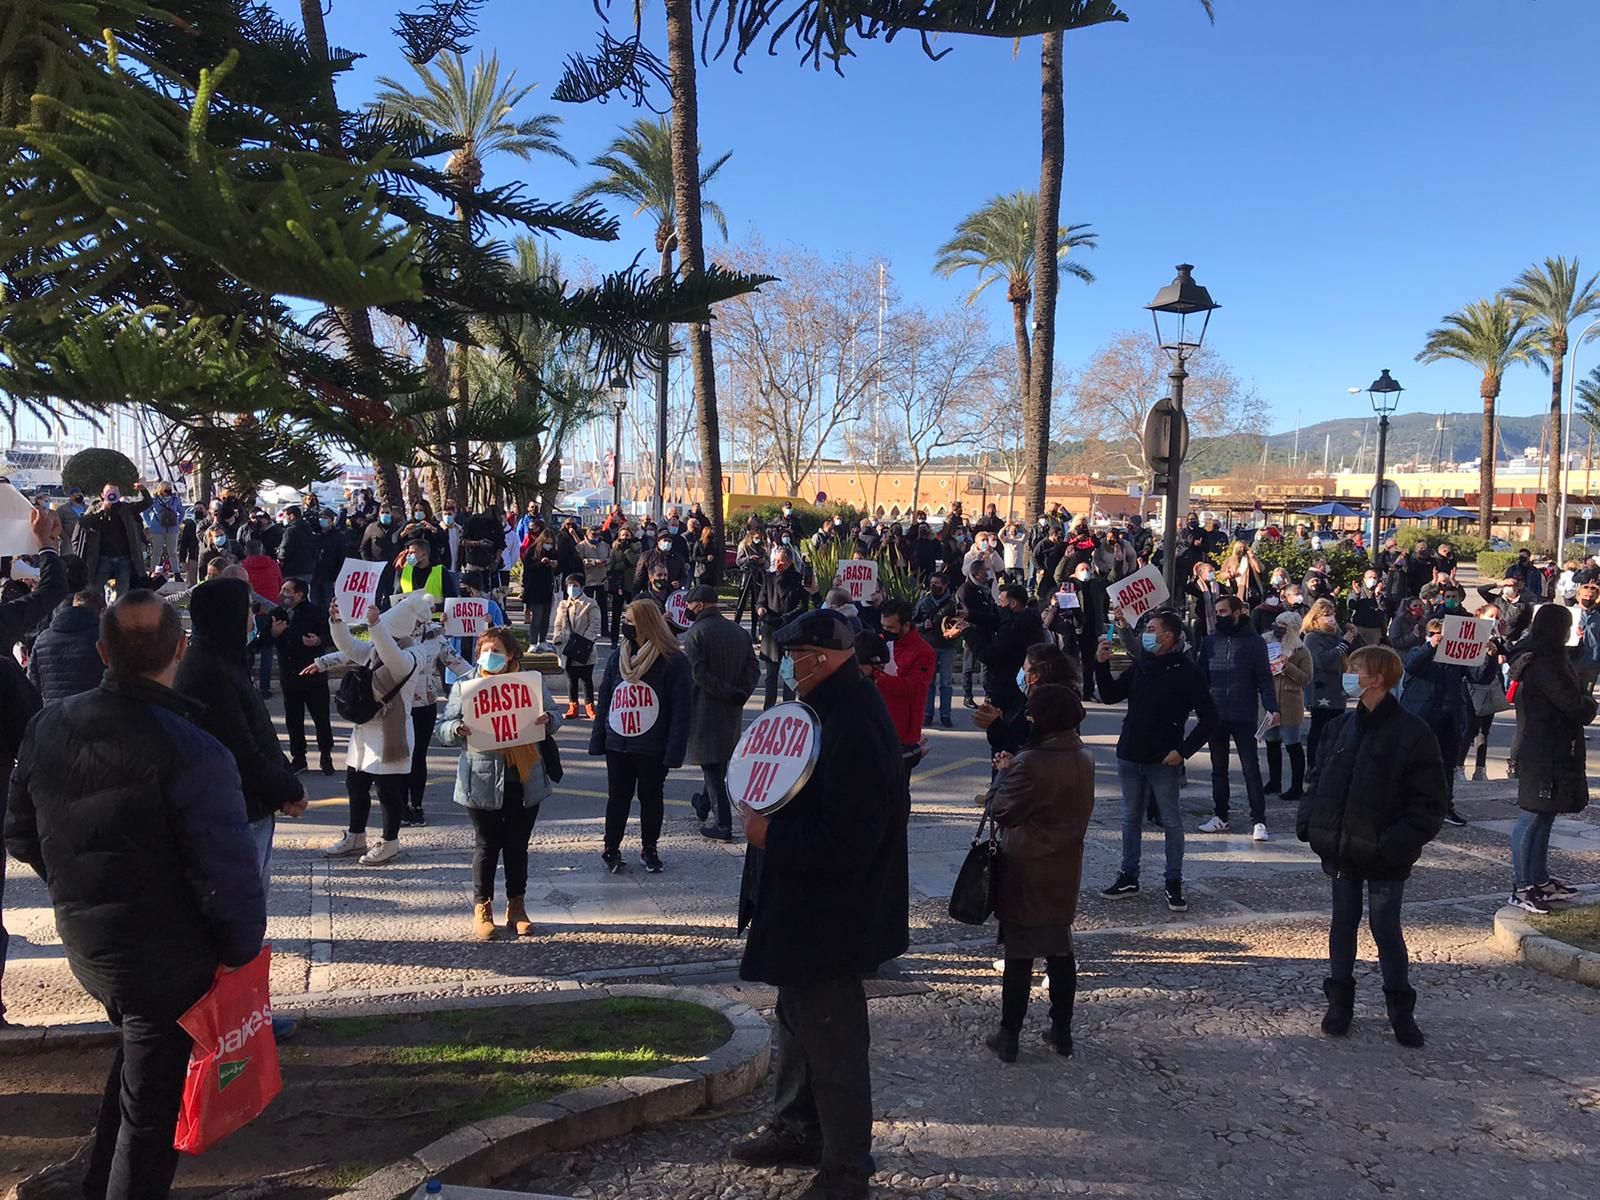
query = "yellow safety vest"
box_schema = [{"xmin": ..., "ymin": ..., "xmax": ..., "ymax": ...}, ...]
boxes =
[{"xmin": 400, "ymin": 564, "xmax": 445, "ymax": 609}]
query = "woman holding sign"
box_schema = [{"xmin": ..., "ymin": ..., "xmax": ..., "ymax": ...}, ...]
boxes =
[
  {"xmin": 589, "ymin": 600, "xmax": 691, "ymax": 874},
  {"xmin": 438, "ymin": 628, "xmax": 561, "ymax": 940}
]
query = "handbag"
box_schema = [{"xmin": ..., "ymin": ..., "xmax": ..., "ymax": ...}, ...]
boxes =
[
  {"xmin": 1468, "ymin": 677, "xmax": 1512, "ymax": 717},
  {"xmin": 948, "ymin": 798, "xmax": 1001, "ymax": 926}
]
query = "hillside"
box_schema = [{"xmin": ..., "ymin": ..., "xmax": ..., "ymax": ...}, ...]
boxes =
[{"xmin": 1260, "ymin": 411, "xmax": 1551, "ymax": 468}]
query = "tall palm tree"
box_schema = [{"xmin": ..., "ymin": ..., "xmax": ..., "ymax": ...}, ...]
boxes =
[
  {"xmin": 935, "ymin": 192, "xmax": 1095, "ymax": 410},
  {"xmin": 1506, "ymin": 256, "xmax": 1600, "ymax": 542},
  {"xmin": 375, "ymin": 52, "xmax": 574, "ymax": 507},
  {"xmin": 576, "ymin": 108, "xmax": 730, "ymax": 534},
  {"xmin": 1417, "ymin": 296, "xmax": 1542, "ymax": 533}
]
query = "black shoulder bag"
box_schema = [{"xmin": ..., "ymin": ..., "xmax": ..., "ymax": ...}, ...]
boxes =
[{"xmin": 948, "ymin": 797, "xmax": 1001, "ymax": 925}]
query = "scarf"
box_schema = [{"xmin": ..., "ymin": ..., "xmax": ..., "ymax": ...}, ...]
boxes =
[
  {"xmin": 505, "ymin": 739, "xmax": 542, "ymax": 784},
  {"xmin": 619, "ymin": 636, "xmax": 660, "ymax": 683}
]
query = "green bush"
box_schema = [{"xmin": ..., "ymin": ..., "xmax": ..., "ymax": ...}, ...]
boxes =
[
  {"xmin": 61, "ymin": 448, "xmax": 139, "ymax": 496},
  {"xmin": 1252, "ymin": 540, "xmax": 1367, "ymax": 590},
  {"xmin": 736, "ymin": 499, "xmax": 863, "ymax": 540},
  {"xmin": 1476, "ymin": 551, "xmax": 1518, "ymax": 581}
]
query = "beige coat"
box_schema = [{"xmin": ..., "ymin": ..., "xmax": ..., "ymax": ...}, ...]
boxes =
[{"xmin": 1273, "ymin": 644, "xmax": 1312, "ymax": 728}]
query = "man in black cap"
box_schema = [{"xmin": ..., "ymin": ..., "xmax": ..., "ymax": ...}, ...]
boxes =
[
  {"xmin": 731, "ymin": 608, "xmax": 909, "ymax": 1200},
  {"xmin": 682, "ymin": 585, "xmax": 759, "ymax": 841}
]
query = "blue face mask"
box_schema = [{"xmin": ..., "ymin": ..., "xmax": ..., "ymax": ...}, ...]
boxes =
[
  {"xmin": 320, "ymin": 519, "xmax": 333, "ymax": 530},
  {"xmin": 379, "ymin": 513, "xmax": 394, "ymax": 526},
  {"xmin": 778, "ymin": 655, "xmax": 797, "ymax": 690},
  {"xmin": 1342, "ymin": 672, "xmax": 1365, "ymax": 698},
  {"xmin": 214, "ymin": 534, "xmax": 228, "ymax": 547},
  {"xmin": 478, "ymin": 650, "xmax": 508, "ymax": 674},
  {"xmin": 1016, "ymin": 667, "xmax": 1028, "ymax": 692},
  {"xmin": 1141, "ymin": 631, "xmax": 1159, "ymax": 653}
]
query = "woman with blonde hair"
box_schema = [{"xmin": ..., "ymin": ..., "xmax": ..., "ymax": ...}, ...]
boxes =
[
  {"xmin": 438, "ymin": 627, "xmax": 562, "ymax": 940},
  {"xmin": 1265, "ymin": 610, "xmax": 1314, "ymax": 800},
  {"xmin": 1302, "ymin": 596, "xmax": 1357, "ymax": 763},
  {"xmin": 1219, "ymin": 540, "xmax": 1266, "ymax": 609},
  {"xmin": 589, "ymin": 599, "xmax": 691, "ymax": 873}
]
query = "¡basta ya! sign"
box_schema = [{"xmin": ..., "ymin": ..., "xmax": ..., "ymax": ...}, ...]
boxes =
[
  {"xmin": 1109, "ymin": 564, "xmax": 1170, "ymax": 623},
  {"xmin": 1437, "ymin": 615, "xmax": 1495, "ymax": 666},
  {"xmin": 836, "ymin": 559, "xmax": 878, "ymax": 603},
  {"xmin": 444, "ymin": 596, "xmax": 491, "ymax": 638},
  {"xmin": 608, "ymin": 680, "xmax": 660, "ymax": 737},
  {"xmin": 727, "ymin": 701, "xmax": 821, "ymax": 814},
  {"xmin": 461, "ymin": 671, "xmax": 545, "ymax": 750},
  {"xmin": 334, "ymin": 558, "xmax": 381, "ymax": 623}
]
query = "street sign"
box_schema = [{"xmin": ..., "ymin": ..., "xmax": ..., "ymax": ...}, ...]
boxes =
[
  {"xmin": 1370, "ymin": 480, "xmax": 1401, "ymax": 517},
  {"xmin": 966, "ymin": 474, "xmax": 988, "ymax": 495},
  {"xmin": 1142, "ymin": 398, "xmax": 1190, "ymax": 473},
  {"xmin": 1583, "ymin": 506, "xmax": 1594, "ymax": 522}
]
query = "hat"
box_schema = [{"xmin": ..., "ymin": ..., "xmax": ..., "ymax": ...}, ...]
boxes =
[
  {"xmin": 773, "ymin": 608, "xmax": 857, "ymax": 652},
  {"xmin": 1419, "ymin": 583, "xmax": 1441, "ymax": 601},
  {"xmin": 685, "ymin": 585, "xmax": 719, "ymax": 604}
]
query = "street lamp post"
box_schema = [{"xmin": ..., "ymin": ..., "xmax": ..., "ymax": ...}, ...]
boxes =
[
  {"xmin": 1366, "ymin": 370, "xmax": 1404, "ymax": 552},
  {"xmin": 1555, "ymin": 316, "xmax": 1600, "ymax": 553},
  {"xmin": 609, "ymin": 374, "xmax": 628, "ymax": 517},
  {"xmin": 655, "ymin": 327, "xmax": 669, "ymax": 523},
  {"xmin": 1146, "ymin": 264, "xmax": 1220, "ymax": 601}
]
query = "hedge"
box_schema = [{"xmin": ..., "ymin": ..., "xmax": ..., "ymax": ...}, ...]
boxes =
[{"xmin": 61, "ymin": 448, "xmax": 139, "ymax": 496}]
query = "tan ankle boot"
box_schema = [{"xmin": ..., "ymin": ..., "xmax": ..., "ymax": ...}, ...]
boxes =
[
  {"xmin": 505, "ymin": 897, "xmax": 533, "ymax": 937},
  {"xmin": 563, "ymin": 702, "xmax": 581, "ymax": 719},
  {"xmin": 472, "ymin": 900, "xmax": 495, "ymax": 941}
]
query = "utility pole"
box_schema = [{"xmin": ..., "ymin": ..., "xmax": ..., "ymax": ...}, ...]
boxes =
[{"xmin": 875, "ymin": 262, "xmax": 885, "ymax": 468}]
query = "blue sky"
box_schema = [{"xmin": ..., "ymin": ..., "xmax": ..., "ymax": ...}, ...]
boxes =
[{"xmin": 281, "ymin": 0, "xmax": 1600, "ymax": 437}]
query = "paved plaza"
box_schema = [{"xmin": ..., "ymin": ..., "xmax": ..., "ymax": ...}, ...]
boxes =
[{"xmin": 7, "ymin": 686, "xmax": 1600, "ymax": 1198}]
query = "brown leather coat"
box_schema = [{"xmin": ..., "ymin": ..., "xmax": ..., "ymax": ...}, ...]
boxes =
[{"xmin": 988, "ymin": 730, "xmax": 1094, "ymax": 928}]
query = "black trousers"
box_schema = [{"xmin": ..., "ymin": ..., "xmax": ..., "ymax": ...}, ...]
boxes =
[
  {"xmin": 409, "ymin": 704, "xmax": 437, "ymax": 808},
  {"xmin": 83, "ymin": 983, "xmax": 209, "ymax": 1200},
  {"xmin": 1210, "ymin": 724, "xmax": 1266, "ymax": 824},
  {"xmin": 465, "ymin": 776, "xmax": 538, "ymax": 902},
  {"xmin": 566, "ymin": 662, "xmax": 595, "ymax": 704},
  {"xmin": 348, "ymin": 768, "xmax": 408, "ymax": 840},
  {"xmin": 1329, "ymin": 875, "xmax": 1409, "ymax": 990},
  {"xmin": 1000, "ymin": 953, "xmax": 1077, "ymax": 1034},
  {"xmin": 733, "ymin": 573, "xmax": 764, "ymax": 632},
  {"xmin": 773, "ymin": 975, "xmax": 874, "ymax": 1177},
  {"xmin": 1307, "ymin": 707, "xmax": 1340, "ymax": 765},
  {"xmin": 586, "ymin": 586, "xmax": 610, "ymax": 637},
  {"xmin": 1471, "ymin": 713, "xmax": 1494, "ymax": 772},
  {"xmin": 763, "ymin": 656, "xmax": 794, "ymax": 710},
  {"xmin": 604, "ymin": 750, "xmax": 667, "ymax": 853},
  {"xmin": 282, "ymin": 681, "xmax": 333, "ymax": 763},
  {"xmin": 702, "ymin": 761, "xmax": 732, "ymax": 829}
]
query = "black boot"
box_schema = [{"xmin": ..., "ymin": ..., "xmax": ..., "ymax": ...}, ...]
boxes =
[
  {"xmin": 1320, "ymin": 977, "xmax": 1354, "ymax": 1037},
  {"xmin": 1281, "ymin": 744, "xmax": 1306, "ymax": 802},
  {"xmin": 985, "ymin": 1027, "xmax": 1019, "ymax": 1063},
  {"xmin": 1383, "ymin": 986, "xmax": 1425, "ymax": 1048},
  {"xmin": 1264, "ymin": 740, "xmax": 1282, "ymax": 794}
]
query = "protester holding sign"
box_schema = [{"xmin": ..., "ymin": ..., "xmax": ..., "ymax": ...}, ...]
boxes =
[
  {"xmin": 553, "ymin": 573, "xmax": 602, "ymax": 719},
  {"xmin": 438, "ymin": 628, "xmax": 561, "ymax": 941},
  {"xmin": 589, "ymin": 600, "xmax": 691, "ymax": 874},
  {"xmin": 1399, "ymin": 620, "xmax": 1473, "ymax": 828}
]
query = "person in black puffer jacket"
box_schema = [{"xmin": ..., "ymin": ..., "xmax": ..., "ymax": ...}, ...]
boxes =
[
  {"xmin": 1399, "ymin": 619, "xmax": 1472, "ymax": 827},
  {"xmin": 27, "ymin": 590, "xmax": 106, "ymax": 703},
  {"xmin": 173, "ymin": 579, "xmax": 307, "ymax": 880},
  {"xmin": 1298, "ymin": 644, "xmax": 1446, "ymax": 1049}
]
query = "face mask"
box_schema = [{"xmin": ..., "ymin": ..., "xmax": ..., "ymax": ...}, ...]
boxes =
[
  {"xmin": 404, "ymin": 553, "xmax": 418, "ymax": 567},
  {"xmin": 443, "ymin": 514, "xmax": 455, "ymax": 526},
  {"xmin": 651, "ymin": 578, "xmax": 668, "ymax": 592},
  {"xmin": 778, "ymin": 654, "xmax": 797, "ymax": 689},
  {"xmin": 320, "ymin": 518, "xmax": 333, "ymax": 530},
  {"xmin": 567, "ymin": 585, "xmax": 583, "ymax": 599},
  {"xmin": 669, "ymin": 524, "xmax": 680, "ymax": 534},
  {"xmin": 1016, "ymin": 667, "xmax": 1028, "ymax": 692},
  {"xmin": 658, "ymin": 540, "xmax": 672, "ymax": 553},
  {"xmin": 411, "ymin": 510, "xmax": 424, "ymax": 521},
  {"xmin": 214, "ymin": 535, "xmax": 228, "ymax": 547},
  {"xmin": 379, "ymin": 513, "xmax": 394, "ymax": 526},
  {"xmin": 1444, "ymin": 598, "xmax": 1460, "ymax": 610},
  {"xmin": 782, "ymin": 508, "xmax": 792, "ymax": 517},
  {"xmin": 622, "ymin": 624, "xmax": 639, "ymax": 649},
  {"xmin": 1074, "ymin": 570, "xmax": 1089, "ymax": 582},
  {"xmin": 1141, "ymin": 631, "xmax": 1159, "ymax": 653},
  {"xmin": 781, "ymin": 535, "xmax": 791, "ymax": 545},
  {"xmin": 478, "ymin": 650, "xmax": 508, "ymax": 673},
  {"xmin": 1342, "ymin": 672, "xmax": 1365, "ymax": 699}
]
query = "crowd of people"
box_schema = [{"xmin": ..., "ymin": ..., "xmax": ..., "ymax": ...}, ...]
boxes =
[{"xmin": 0, "ymin": 482, "xmax": 1596, "ymax": 1200}]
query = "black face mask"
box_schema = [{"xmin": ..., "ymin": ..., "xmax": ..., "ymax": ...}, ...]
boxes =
[
  {"xmin": 1215, "ymin": 615, "xmax": 1238, "ymax": 632},
  {"xmin": 621, "ymin": 624, "xmax": 639, "ymax": 649}
]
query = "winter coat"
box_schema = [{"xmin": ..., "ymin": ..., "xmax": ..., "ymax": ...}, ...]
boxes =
[
  {"xmin": 588, "ymin": 646, "xmax": 692, "ymax": 769},
  {"xmin": 71, "ymin": 489, "xmax": 153, "ymax": 577},
  {"xmin": 5, "ymin": 672, "xmax": 266, "ymax": 1009},
  {"xmin": 27, "ymin": 604, "xmax": 104, "ymax": 703},
  {"xmin": 1387, "ymin": 609, "xmax": 1426, "ymax": 654},
  {"xmin": 1399, "ymin": 643, "xmax": 1473, "ymax": 748},
  {"xmin": 436, "ymin": 670, "xmax": 562, "ymax": 809},
  {"xmin": 682, "ymin": 609, "xmax": 760, "ymax": 765},
  {"xmin": 1304, "ymin": 628, "xmax": 1351, "ymax": 713},
  {"xmin": 873, "ymin": 627, "xmax": 936, "ymax": 746},
  {"xmin": 577, "ymin": 538, "xmax": 610, "ymax": 588},
  {"xmin": 1096, "ymin": 650, "xmax": 1221, "ymax": 765},
  {"xmin": 1200, "ymin": 621, "xmax": 1278, "ymax": 728},
  {"xmin": 277, "ymin": 518, "xmax": 321, "ymax": 577},
  {"xmin": 274, "ymin": 598, "xmax": 332, "ymax": 687},
  {"xmin": 913, "ymin": 590, "xmax": 960, "ymax": 649},
  {"xmin": 737, "ymin": 660, "xmax": 909, "ymax": 985},
  {"xmin": 240, "ymin": 553, "xmax": 283, "ymax": 603},
  {"xmin": 759, "ymin": 567, "xmax": 812, "ymax": 661},
  {"xmin": 553, "ymin": 594, "xmax": 603, "ymax": 667},
  {"xmin": 0, "ymin": 657, "xmax": 41, "ymax": 857},
  {"xmin": 634, "ymin": 547, "xmax": 688, "ymax": 593},
  {"xmin": 1297, "ymin": 692, "xmax": 1446, "ymax": 881},
  {"xmin": 608, "ymin": 540, "xmax": 642, "ymax": 590},
  {"xmin": 1511, "ymin": 647, "xmax": 1597, "ymax": 814},
  {"xmin": 322, "ymin": 594, "xmax": 435, "ymax": 773},
  {"xmin": 0, "ymin": 549, "xmax": 66, "ymax": 652},
  {"xmin": 1272, "ymin": 642, "xmax": 1312, "ymax": 728},
  {"xmin": 988, "ymin": 730, "xmax": 1094, "ymax": 928}
]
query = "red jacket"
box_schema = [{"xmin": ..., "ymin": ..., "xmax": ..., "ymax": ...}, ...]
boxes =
[
  {"xmin": 241, "ymin": 554, "xmax": 283, "ymax": 603},
  {"xmin": 873, "ymin": 627, "xmax": 935, "ymax": 746}
]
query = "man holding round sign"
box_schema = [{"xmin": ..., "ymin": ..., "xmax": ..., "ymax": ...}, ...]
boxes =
[{"xmin": 730, "ymin": 609, "xmax": 909, "ymax": 1200}]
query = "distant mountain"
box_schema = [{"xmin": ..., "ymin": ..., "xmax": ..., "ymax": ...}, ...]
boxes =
[{"xmin": 1262, "ymin": 411, "xmax": 1552, "ymax": 468}]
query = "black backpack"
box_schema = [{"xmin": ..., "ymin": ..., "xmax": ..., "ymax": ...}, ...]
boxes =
[{"xmin": 334, "ymin": 658, "xmax": 417, "ymax": 724}]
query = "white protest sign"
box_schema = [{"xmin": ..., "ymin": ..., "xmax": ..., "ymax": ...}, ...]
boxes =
[
  {"xmin": 0, "ymin": 483, "xmax": 40, "ymax": 557},
  {"xmin": 1438, "ymin": 615, "xmax": 1495, "ymax": 665},
  {"xmin": 460, "ymin": 670, "xmax": 545, "ymax": 751},
  {"xmin": 837, "ymin": 558, "xmax": 878, "ymax": 603},
  {"xmin": 1109, "ymin": 563, "xmax": 1170, "ymax": 624},
  {"xmin": 334, "ymin": 558, "xmax": 382, "ymax": 624},
  {"xmin": 608, "ymin": 679, "xmax": 661, "ymax": 737},
  {"xmin": 664, "ymin": 589, "xmax": 688, "ymax": 628},
  {"xmin": 728, "ymin": 701, "xmax": 821, "ymax": 814},
  {"xmin": 444, "ymin": 595, "xmax": 491, "ymax": 639},
  {"xmin": 1267, "ymin": 640, "xmax": 1284, "ymax": 676},
  {"xmin": 1055, "ymin": 589, "xmax": 1080, "ymax": 611}
]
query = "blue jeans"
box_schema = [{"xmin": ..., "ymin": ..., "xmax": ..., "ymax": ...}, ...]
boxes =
[
  {"xmin": 925, "ymin": 647, "xmax": 956, "ymax": 720},
  {"xmin": 1329, "ymin": 876, "xmax": 1409, "ymax": 989},
  {"xmin": 93, "ymin": 554, "xmax": 133, "ymax": 595},
  {"xmin": 1512, "ymin": 809, "xmax": 1556, "ymax": 888},
  {"xmin": 1117, "ymin": 758, "xmax": 1184, "ymax": 882}
]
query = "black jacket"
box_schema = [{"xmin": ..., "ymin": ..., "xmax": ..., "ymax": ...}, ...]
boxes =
[
  {"xmin": 1096, "ymin": 649, "xmax": 1221, "ymax": 765},
  {"xmin": 5, "ymin": 673, "xmax": 266, "ymax": 1008},
  {"xmin": 314, "ymin": 523, "xmax": 352, "ymax": 583},
  {"xmin": 0, "ymin": 656, "xmax": 41, "ymax": 844},
  {"xmin": 1297, "ymin": 693, "xmax": 1446, "ymax": 880},
  {"xmin": 759, "ymin": 567, "xmax": 811, "ymax": 661},
  {"xmin": 1511, "ymin": 647, "xmax": 1597, "ymax": 814},
  {"xmin": 738, "ymin": 660, "xmax": 909, "ymax": 985},
  {"xmin": 173, "ymin": 579, "xmax": 303, "ymax": 823},
  {"xmin": 274, "ymin": 597, "xmax": 332, "ymax": 688},
  {"xmin": 983, "ymin": 605, "xmax": 1046, "ymax": 680},
  {"xmin": 27, "ymin": 603, "xmax": 104, "ymax": 703},
  {"xmin": 0, "ymin": 549, "xmax": 66, "ymax": 651},
  {"xmin": 277, "ymin": 517, "xmax": 321, "ymax": 577}
]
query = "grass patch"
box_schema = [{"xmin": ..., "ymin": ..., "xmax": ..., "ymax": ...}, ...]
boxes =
[
  {"xmin": 322, "ymin": 1161, "xmax": 382, "ymax": 1189},
  {"xmin": 1530, "ymin": 903, "xmax": 1600, "ymax": 954}
]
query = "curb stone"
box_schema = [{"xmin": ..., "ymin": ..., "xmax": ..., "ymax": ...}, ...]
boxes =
[
  {"xmin": 332, "ymin": 984, "xmax": 770, "ymax": 1200},
  {"xmin": 1492, "ymin": 897, "xmax": 1600, "ymax": 989}
]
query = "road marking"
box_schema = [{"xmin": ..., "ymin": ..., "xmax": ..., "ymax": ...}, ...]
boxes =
[{"xmin": 911, "ymin": 755, "xmax": 988, "ymax": 784}]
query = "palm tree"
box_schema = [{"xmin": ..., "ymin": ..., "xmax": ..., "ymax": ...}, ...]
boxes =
[
  {"xmin": 1506, "ymin": 256, "xmax": 1600, "ymax": 542},
  {"xmin": 1417, "ymin": 296, "xmax": 1542, "ymax": 533},
  {"xmin": 576, "ymin": 108, "xmax": 730, "ymax": 535},
  {"xmin": 375, "ymin": 52, "xmax": 574, "ymax": 507},
  {"xmin": 935, "ymin": 192, "xmax": 1095, "ymax": 411}
]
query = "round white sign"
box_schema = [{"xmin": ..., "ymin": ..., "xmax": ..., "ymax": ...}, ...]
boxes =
[
  {"xmin": 727, "ymin": 701, "xmax": 822, "ymax": 815},
  {"xmin": 664, "ymin": 589, "xmax": 688, "ymax": 627},
  {"xmin": 608, "ymin": 680, "xmax": 661, "ymax": 737}
]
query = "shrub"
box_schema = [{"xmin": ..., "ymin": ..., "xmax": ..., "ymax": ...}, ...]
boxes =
[
  {"xmin": 1476, "ymin": 551, "xmax": 1519, "ymax": 582},
  {"xmin": 737, "ymin": 499, "xmax": 863, "ymax": 540},
  {"xmin": 61, "ymin": 448, "xmax": 139, "ymax": 496},
  {"xmin": 1252, "ymin": 540, "xmax": 1367, "ymax": 590}
]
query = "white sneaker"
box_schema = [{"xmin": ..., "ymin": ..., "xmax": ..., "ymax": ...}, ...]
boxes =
[
  {"xmin": 323, "ymin": 831, "xmax": 366, "ymax": 858},
  {"xmin": 1252, "ymin": 823, "xmax": 1269, "ymax": 842},
  {"xmin": 1197, "ymin": 816, "xmax": 1229, "ymax": 833},
  {"xmin": 358, "ymin": 838, "xmax": 400, "ymax": 866}
]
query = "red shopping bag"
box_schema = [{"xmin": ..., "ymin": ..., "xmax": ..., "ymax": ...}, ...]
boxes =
[{"xmin": 172, "ymin": 945, "xmax": 282, "ymax": 1154}]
